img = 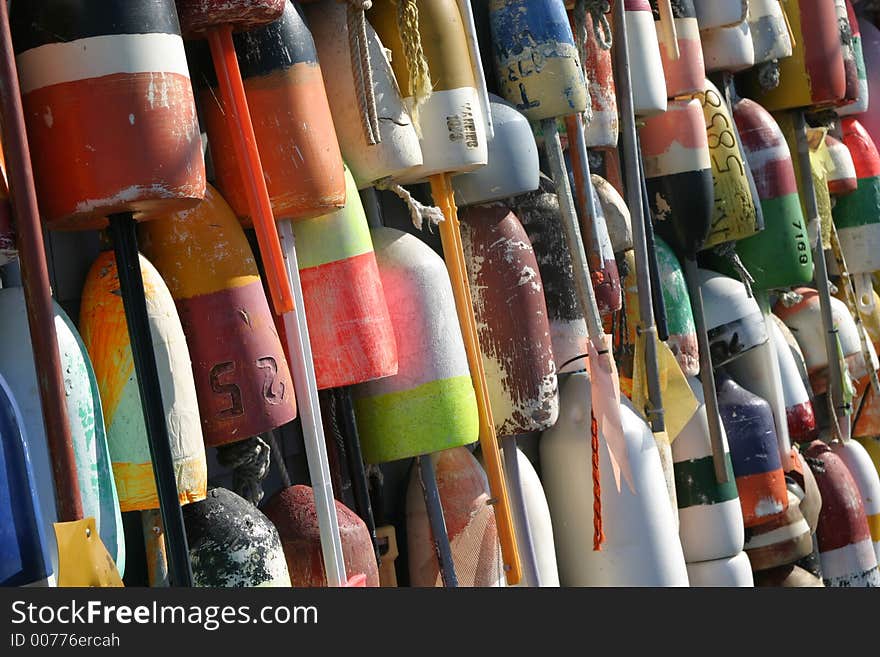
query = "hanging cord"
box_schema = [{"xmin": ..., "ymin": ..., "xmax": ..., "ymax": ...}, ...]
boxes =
[
  {"xmin": 396, "ymin": 0, "xmax": 432, "ymax": 135},
  {"xmin": 347, "ymin": 0, "xmax": 382, "ymax": 145},
  {"xmin": 265, "ymin": 430, "xmax": 292, "ymax": 489},
  {"xmin": 216, "ymin": 435, "xmax": 272, "ymax": 505},
  {"xmin": 713, "ymin": 241, "xmax": 756, "ymax": 298},
  {"xmin": 591, "ymin": 408, "xmax": 604, "ymax": 550},
  {"xmin": 375, "ymin": 178, "xmax": 445, "ymax": 230}
]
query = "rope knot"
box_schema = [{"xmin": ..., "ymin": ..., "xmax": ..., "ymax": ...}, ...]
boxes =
[
  {"xmin": 713, "ymin": 241, "xmax": 755, "ymax": 298},
  {"xmin": 376, "ymin": 178, "xmax": 445, "ymax": 230}
]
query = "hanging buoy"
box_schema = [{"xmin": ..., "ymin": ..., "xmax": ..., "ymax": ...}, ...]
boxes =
[
  {"xmin": 580, "ymin": 8, "xmax": 618, "ymax": 148},
  {"xmin": 685, "ymin": 551, "xmax": 754, "ymax": 587},
  {"xmin": 715, "ymin": 370, "xmax": 788, "ymax": 528},
  {"xmin": 593, "ymin": 175, "xmax": 632, "ymax": 255},
  {"xmin": 655, "ymin": 236, "xmax": 699, "ymax": 377},
  {"xmin": 692, "ymin": 0, "xmax": 746, "ymax": 30},
  {"xmin": 624, "ymin": 0, "xmax": 667, "ymax": 116},
  {"xmin": 541, "ymin": 371, "xmax": 689, "ymax": 586},
  {"xmin": 856, "ymin": 15, "xmax": 880, "ymax": 146},
  {"xmin": 0, "ymin": 287, "xmax": 125, "ymax": 577},
  {"xmin": 190, "ymin": 2, "xmax": 345, "ymax": 222},
  {"xmin": 352, "ymin": 228, "xmax": 478, "ymax": 464},
  {"xmin": 263, "ymin": 484, "xmax": 379, "ymax": 586},
  {"xmin": 183, "ymin": 487, "xmax": 291, "ymax": 587},
  {"xmin": 656, "ymin": 0, "xmax": 704, "ymax": 98},
  {"xmin": 639, "ymin": 98, "xmax": 713, "ymax": 256},
  {"xmin": 700, "ymin": 16, "xmax": 755, "ymax": 74},
  {"xmin": 825, "ymin": 133, "xmax": 858, "ymax": 196},
  {"xmin": 0, "ymin": 373, "xmax": 52, "ymax": 586},
  {"xmin": 697, "ymin": 269, "xmax": 768, "ymax": 369},
  {"xmin": 509, "ymin": 447, "xmax": 559, "ymax": 587},
  {"xmin": 406, "ymin": 447, "xmax": 504, "ymax": 587},
  {"xmin": 459, "ymin": 206, "xmax": 559, "ymax": 436},
  {"xmin": 831, "ymin": 439, "xmax": 880, "ymax": 563},
  {"xmin": 743, "ymin": 489, "xmax": 813, "ymax": 571},
  {"xmin": 769, "ymin": 316, "xmax": 818, "ymax": 444},
  {"xmin": 305, "ymin": 1, "xmax": 422, "ymax": 188},
  {"xmin": 674, "ymin": 376, "xmax": 743, "ymax": 563},
  {"xmin": 833, "ymin": 0, "xmax": 862, "ymax": 110},
  {"xmin": 805, "ymin": 440, "xmax": 880, "ymax": 586},
  {"xmin": 747, "ymin": 0, "xmax": 793, "ymax": 67},
  {"xmin": 138, "ymin": 184, "xmax": 297, "ymax": 446}
]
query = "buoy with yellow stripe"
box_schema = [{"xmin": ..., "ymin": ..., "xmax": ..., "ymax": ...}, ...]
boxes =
[
  {"xmin": 624, "ymin": 0, "xmax": 667, "ymax": 116},
  {"xmin": 655, "ymin": 0, "xmax": 704, "ymax": 98},
  {"xmin": 825, "ymin": 133, "xmax": 858, "ymax": 195},
  {"xmin": 769, "ymin": 315, "xmax": 818, "ymax": 444},
  {"xmin": 831, "ymin": 439, "xmax": 880, "ymax": 563}
]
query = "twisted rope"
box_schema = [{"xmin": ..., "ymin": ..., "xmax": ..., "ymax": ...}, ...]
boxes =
[
  {"xmin": 396, "ymin": 0, "xmax": 432, "ymax": 135},
  {"xmin": 216, "ymin": 435, "xmax": 271, "ymax": 505},
  {"xmin": 264, "ymin": 430, "xmax": 291, "ymax": 489},
  {"xmin": 347, "ymin": 0, "xmax": 382, "ymax": 145},
  {"xmin": 713, "ymin": 241, "xmax": 755, "ymax": 298},
  {"xmin": 376, "ymin": 178, "xmax": 445, "ymax": 230},
  {"xmin": 591, "ymin": 408, "xmax": 604, "ymax": 551}
]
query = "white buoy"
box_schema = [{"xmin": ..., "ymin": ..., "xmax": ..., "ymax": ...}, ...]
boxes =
[{"xmin": 685, "ymin": 551, "xmax": 754, "ymax": 587}]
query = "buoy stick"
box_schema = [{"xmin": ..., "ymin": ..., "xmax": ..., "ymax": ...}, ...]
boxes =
[
  {"xmin": 417, "ymin": 454, "xmax": 458, "ymax": 588},
  {"xmin": 109, "ymin": 213, "xmax": 193, "ymax": 586},
  {"xmin": 502, "ymin": 436, "xmax": 542, "ymax": 587},
  {"xmin": 277, "ymin": 219, "xmax": 348, "ymax": 587},
  {"xmin": 205, "ymin": 26, "xmax": 293, "ymax": 315},
  {"xmin": 430, "ymin": 172, "xmax": 522, "ymax": 585},
  {"xmin": 142, "ymin": 509, "xmax": 169, "ymax": 587},
  {"xmin": 0, "ymin": 3, "xmax": 82, "ymax": 523},
  {"xmin": 791, "ymin": 110, "xmax": 849, "ymax": 430}
]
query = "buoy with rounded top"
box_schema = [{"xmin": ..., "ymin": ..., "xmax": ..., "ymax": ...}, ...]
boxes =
[
  {"xmin": 686, "ymin": 551, "xmax": 754, "ymax": 587},
  {"xmin": 0, "ymin": 373, "xmax": 52, "ymax": 586},
  {"xmin": 805, "ymin": 440, "xmax": 880, "ymax": 586},
  {"xmin": 825, "ymin": 133, "xmax": 858, "ymax": 196},
  {"xmin": 698, "ymin": 269, "xmax": 768, "ymax": 369},
  {"xmin": 352, "ymin": 228, "xmax": 478, "ymax": 464},
  {"xmin": 833, "ymin": 0, "xmax": 862, "ymax": 111},
  {"xmin": 655, "ymin": 236, "xmax": 699, "ymax": 377},
  {"xmin": 509, "ymin": 447, "xmax": 559, "ymax": 587},
  {"xmin": 580, "ymin": 7, "xmax": 618, "ymax": 147},
  {"xmin": 743, "ymin": 488, "xmax": 813, "ymax": 571},
  {"xmin": 655, "ymin": 0, "xmax": 704, "ymax": 98},
  {"xmin": 856, "ymin": 16, "xmax": 880, "ymax": 146},
  {"xmin": 747, "ymin": 0, "xmax": 793, "ymax": 66},
  {"xmin": 79, "ymin": 251, "xmax": 207, "ymax": 513},
  {"xmin": 541, "ymin": 371, "xmax": 689, "ymax": 586},
  {"xmin": 406, "ymin": 447, "xmax": 504, "ymax": 587},
  {"xmin": 769, "ymin": 316, "xmax": 818, "ymax": 444},
  {"xmin": 831, "ymin": 439, "xmax": 880, "ymax": 562},
  {"xmin": 692, "ymin": 0, "xmax": 746, "ymax": 30},
  {"xmin": 304, "ymin": 1, "xmax": 422, "ymax": 189},
  {"xmin": 459, "ymin": 206, "xmax": 559, "ymax": 436},
  {"xmin": 673, "ymin": 376, "xmax": 743, "ymax": 563},
  {"xmin": 593, "ymin": 174, "xmax": 632, "ymax": 254},
  {"xmin": 263, "ymin": 484, "xmax": 379, "ymax": 586},
  {"xmin": 715, "ymin": 370, "xmax": 788, "ymax": 528},
  {"xmin": 190, "ymin": 1, "xmax": 346, "ymax": 223},
  {"xmin": 138, "ymin": 184, "xmax": 297, "ymax": 447},
  {"xmin": 624, "ymin": 0, "xmax": 667, "ymax": 116},
  {"xmin": 700, "ymin": 16, "xmax": 755, "ymax": 74},
  {"xmin": 10, "ymin": 0, "xmax": 204, "ymax": 230},
  {"xmin": 183, "ymin": 487, "xmax": 291, "ymax": 586}
]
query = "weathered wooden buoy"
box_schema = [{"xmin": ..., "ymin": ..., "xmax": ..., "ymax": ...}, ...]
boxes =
[
  {"xmin": 832, "ymin": 439, "xmax": 880, "ymax": 563},
  {"xmin": 715, "ymin": 370, "xmax": 788, "ymax": 528},
  {"xmin": 541, "ymin": 371, "xmax": 689, "ymax": 586},
  {"xmin": 10, "ymin": 0, "xmax": 204, "ymax": 229},
  {"xmin": 624, "ymin": 0, "xmax": 667, "ymax": 116},
  {"xmin": 191, "ymin": 2, "xmax": 346, "ymax": 222},
  {"xmin": 352, "ymin": 228, "xmax": 478, "ymax": 463},
  {"xmin": 79, "ymin": 251, "xmax": 207, "ymax": 512},
  {"xmin": 743, "ymin": 489, "xmax": 813, "ymax": 571},
  {"xmin": 674, "ymin": 376, "xmax": 743, "ymax": 563},
  {"xmin": 655, "ymin": 236, "xmax": 699, "ymax": 377},
  {"xmin": 740, "ymin": 0, "xmax": 846, "ymax": 111},
  {"xmin": 805, "ymin": 440, "xmax": 880, "ymax": 586},
  {"xmin": 263, "ymin": 484, "xmax": 379, "ymax": 587},
  {"xmin": 639, "ymin": 98, "xmax": 713, "ymax": 256},
  {"xmin": 0, "ymin": 373, "xmax": 52, "ymax": 586},
  {"xmin": 655, "ymin": 0, "xmax": 704, "ymax": 98},
  {"xmin": 0, "ymin": 287, "xmax": 125, "ymax": 577},
  {"xmin": 825, "ymin": 133, "xmax": 858, "ymax": 196},
  {"xmin": 406, "ymin": 447, "xmax": 504, "ymax": 587},
  {"xmin": 292, "ymin": 167, "xmax": 397, "ymax": 389},
  {"xmin": 731, "ymin": 98, "xmax": 813, "ymax": 290},
  {"xmin": 769, "ymin": 316, "xmax": 818, "ymax": 444},
  {"xmin": 747, "ymin": 0, "xmax": 793, "ymax": 67},
  {"xmin": 692, "ymin": 0, "xmax": 746, "ymax": 30},
  {"xmin": 698, "ymin": 269, "xmax": 768, "ymax": 369},
  {"xmin": 685, "ymin": 551, "xmax": 754, "ymax": 587},
  {"xmin": 183, "ymin": 487, "xmax": 291, "ymax": 586},
  {"xmin": 305, "ymin": 2, "xmax": 422, "ymax": 188},
  {"xmin": 138, "ymin": 184, "xmax": 296, "ymax": 446},
  {"xmin": 459, "ymin": 206, "xmax": 559, "ymax": 436},
  {"xmin": 580, "ymin": 8, "xmax": 618, "ymax": 148},
  {"xmin": 700, "ymin": 16, "xmax": 755, "ymax": 74},
  {"xmin": 833, "ymin": 0, "xmax": 862, "ymax": 110}
]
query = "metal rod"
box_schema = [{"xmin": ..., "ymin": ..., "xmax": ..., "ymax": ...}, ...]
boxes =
[
  {"xmin": 109, "ymin": 214, "xmax": 193, "ymax": 586},
  {"xmin": 417, "ymin": 455, "xmax": 458, "ymax": 588},
  {"xmin": 502, "ymin": 436, "xmax": 541, "ymax": 587}
]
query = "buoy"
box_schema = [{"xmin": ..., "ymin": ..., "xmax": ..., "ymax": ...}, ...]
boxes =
[
  {"xmin": 624, "ymin": 0, "xmax": 667, "ymax": 116},
  {"xmin": 593, "ymin": 175, "xmax": 632, "ymax": 254},
  {"xmin": 183, "ymin": 487, "xmax": 291, "ymax": 587},
  {"xmin": 698, "ymin": 269, "xmax": 768, "ymax": 369},
  {"xmin": 715, "ymin": 371, "xmax": 788, "ymax": 528},
  {"xmin": 753, "ymin": 563, "xmax": 824, "ymax": 587},
  {"xmin": 352, "ymin": 228, "xmax": 478, "ymax": 464},
  {"xmin": 304, "ymin": 1, "xmax": 422, "ymax": 188},
  {"xmin": 655, "ymin": 236, "xmax": 699, "ymax": 377},
  {"xmin": 175, "ymin": 0, "xmax": 285, "ymax": 34},
  {"xmin": 692, "ymin": 0, "xmax": 747, "ymax": 30},
  {"xmin": 685, "ymin": 551, "xmax": 754, "ymax": 587},
  {"xmin": 579, "ymin": 7, "xmax": 618, "ymax": 148},
  {"xmin": 0, "ymin": 287, "xmax": 125, "ymax": 577},
  {"xmin": 825, "ymin": 133, "xmax": 858, "ymax": 196},
  {"xmin": 509, "ymin": 447, "xmax": 559, "ymax": 587},
  {"xmin": 834, "ymin": 0, "xmax": 862, "ymax": 110},
  {"xmin": 856, "ymin": 15, "xmax": 880, "ymax": 146},
  {"xmin": 639, "ymin": 98, "xmax": 713, "ymax": 256},
  {"xmin": 191, "ymin": 2, "xmax": 346, "ymax": 222},
  {"xmin": 655, "ymin": 0, "xmax": 704, "ymax": 98},
  {"xmin": 79, "ymin": 251, "xmax": 207, "ymax": 512},
  {"xmin": 459, "ymin": 206, "xmax": 559, "ymax": 436},
  {"xmin": 138, "ymin": 184, "xmax": 297, "ymax": 446},
  {"xmin": 263, "ymin": 484, "xmax": 379, "ymax": 587},
  {"xmin": 740, "ymin": 0, "xmax": 846, "ymax": 111},
  {"xmin": 541, "ymin": 371, "xmax": 689, "ymax": 586},
  {"xmin": 831, "ymin": 439, "xmax": 880, "ymax": 563},
  {"xmin": 406, "ymin": 447, "xmax": 504, "ymax": 587},
  {"xmin": 674, "ymin": 376, "xmax": 743, "ymax": 563},
  {"xmin": 769, "ymin": 316, "xmax": 818, "ymax": 444},
  {"xmin": 0, "ymin": 373, "xmax": 52, "ymax": 586},
  {"xmin": 805, "ymin": 440, "xmax": 880, "ymax": 586},
  {"xmin": 731, "ymin": 98, "xmax": 813, "ymax": 290},
  {"xmin": 289, "ymin": 168, "xmax": 397, "ymax": 389},
  {"xmin": 747, "ymin": 0, "xmax": 793, "ymax": 67},
  {"xmin": 700, "ymin": 16, "xmax": 755, "ymax": 74},
  {"xmin": 743, "ymin": 489, "xmax": 813, "ymax": 571}
]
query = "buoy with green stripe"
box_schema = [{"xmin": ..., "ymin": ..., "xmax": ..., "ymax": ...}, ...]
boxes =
[
  {"xmin": 831, "ymin": 439, "xmax": 880, "ymax": 564},
  {"xmin": 655, "ymin": 235, "xmax": 699, "ymax": 377}
]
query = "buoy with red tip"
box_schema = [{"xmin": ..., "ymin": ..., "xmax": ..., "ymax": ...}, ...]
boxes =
[
  {"xmin": 624, "ymin": 0, "xmax": 667, "ymax": 116},
  {"xmin": 138, "ymin": 184, "xmax": 296, "ymax": 447},
  {"xmin": 686, "ymin": 551, "xmax": 754, "ymax": 587},
  {"xmin": 833, "ymin": 0, "xmax": 862, "ymax": 110},
  {"xmin": 769, "ymin": 316, "xmax": 818, "ymax": 444},
  {"xmin": 747, "ymin": 0, "xmax": 793, "ymax": 68},
  {"xmin": 831, "ymin": 439, "xmax": 880, "ymax": 562},
  {"xmin": 692, "ymin": 0, "xmax": 746, "ymax": 30},
  {"xmin": 406, "ymin": 447, "xmax": 504, "ymax": 587},
  {"xmin": 655, "ymin": 236, "xmax": 699, "ymax": 377},
  {"xmin": 578, "ymin": 7, "xmax": 618, "ymax": 148},
  {"xmin": 838, "ymin": 0, "xmax": 869, "ymax": 116},
  {"xmin": 304, "ymin": 2, "xmax": 422, "ymax": 188},
  {"xmin": 655, "ymin": 0, "xmax": 704, "ymax": 98},
  {"xmin": 263, "ymin": 484, "xmax": 379, "ymax": 586},
  {"xmin": 805, "ymin": 440, "xmax": 880, "ymax": 586},
  {"xmin": 541, "ymin": 371, "xmax": 689, "ymax": 586},
  {"xmin": 825, "ymin": 133, "xmax": 858, "ymax": 196},
  {"xmin": 699, "ymin": 14, "xmax": 755, "ymax": 74}
]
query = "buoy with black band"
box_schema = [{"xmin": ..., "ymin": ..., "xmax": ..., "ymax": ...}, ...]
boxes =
[{"xmin": 743, "ymin": 487, "xmax": 813, "ymax": 573}]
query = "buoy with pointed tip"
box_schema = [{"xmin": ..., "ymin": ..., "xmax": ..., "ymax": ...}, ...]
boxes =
[
  {"xmin": 700, "ymin": 16, "xmax": 755, "ymax": 74},
  {"xmin": 655, "ymin": 236, "xmax": 699, "ymax": 377},
  {"xmin": 769, "ymin": 316, "xmax": 818, "ymax": 444},
  {"xmin": 655, "ymin": 0, "xmax": 704, "ymax": 97},
  {"xmin": 825, "ymin": 133, "xmax": 858, "ymax": 196},
  {"xmin": 747, "ymin": 0, "xmax": 793, "ymax": 66},
  {"xmin": 592, "ymin": 174, "xmax": 632, "ymax": 254},
  {"xmin": 685, "ymin": 551, "xmax": 754, "ymax": 587},
  {"xmin": 624, "ymin": 0, "xmax": 667, "ymax": 116},
  {"xmin": 831, "ymin": 439, "xmax": 880, "ymax": 562}
]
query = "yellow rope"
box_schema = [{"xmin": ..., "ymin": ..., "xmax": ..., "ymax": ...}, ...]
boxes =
[{"xmin": 396, "ymin": 0, "xmax": 432, "ymax": 135}]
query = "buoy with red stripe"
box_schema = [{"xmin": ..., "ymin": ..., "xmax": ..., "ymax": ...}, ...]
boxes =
[
  {"xmin": 189, "ymin": 2, "xmax": 346, "ymax": 222},
  {"xmin": 741, "ymin": 0, "xmax": 846, "ymax": 111},
  {"xmin": 833, "ymin": 0, "xmax": 862, "ymax": 110},
  {"xmin": 700, "ymin": 14, "xmax": 755, "ymax": 74},
  {"xmin": 743, "ymin": 488, "xmax": 813, "ymax": 571},
  {"xmin": 655, "ymin": 0, "xmax": 704, "ymax": 98},
  {"xmin": 832, "ymin": 439, "xmax": 880, "ymax": 563},
  {"xmin": 624, "ymin": 0, "xmax": 667, "ymax": 116},
  {"xmin": 406, "ymin": 447, "xmax": 504, "ymax": 587},
  {"xmin": 805, "ymin": 440, "xmax": 880, "ymax": 586},
  {"xmin": 579, "ymin": 7, "xmax": 618, "ymax": 148},
  {"xmin": 692, "ymin": 0, "xmax": 746, "ymax": 30},
  {"xmin": 352, "ymin": 228, "xmax": 478, "ymax": 463},
  {"xmin": 747, "ymin": 0, "xmax": 793, "ymax": 67},
  {"xmin": 825, "ymin": 133, "xmax": 858, "ymax": 196},
  {"xmin": 541, "ymin": 371, "xmax": 689, "ymax": 586},
  {"xmin": 263, "ymin": 484, "xmax": 379, "ymax": 586},
  {"xmin": 769, "ymin": 316, "xmax": 818, "ymax": 444},
  {"xmin": 304, "ymin": 2, "xmax": 422, "ymax": 188},
  {"xmin": 838, "ymin": 0, "xmax": 869, "ymax": 115},
  {"xmin": 686, "ymin": 551, "xmax": 754, "ymax": 587},
  {"xmin": 10, "ymin": 0, "xmax": 204, "ymax": 230},
  {"xmin": 655, "ymin": 236, "xmax": 699, "ymax": 377},
  {"xmin": 138, "ymin": 184, "xmax": 297, "ymax": 446}
]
